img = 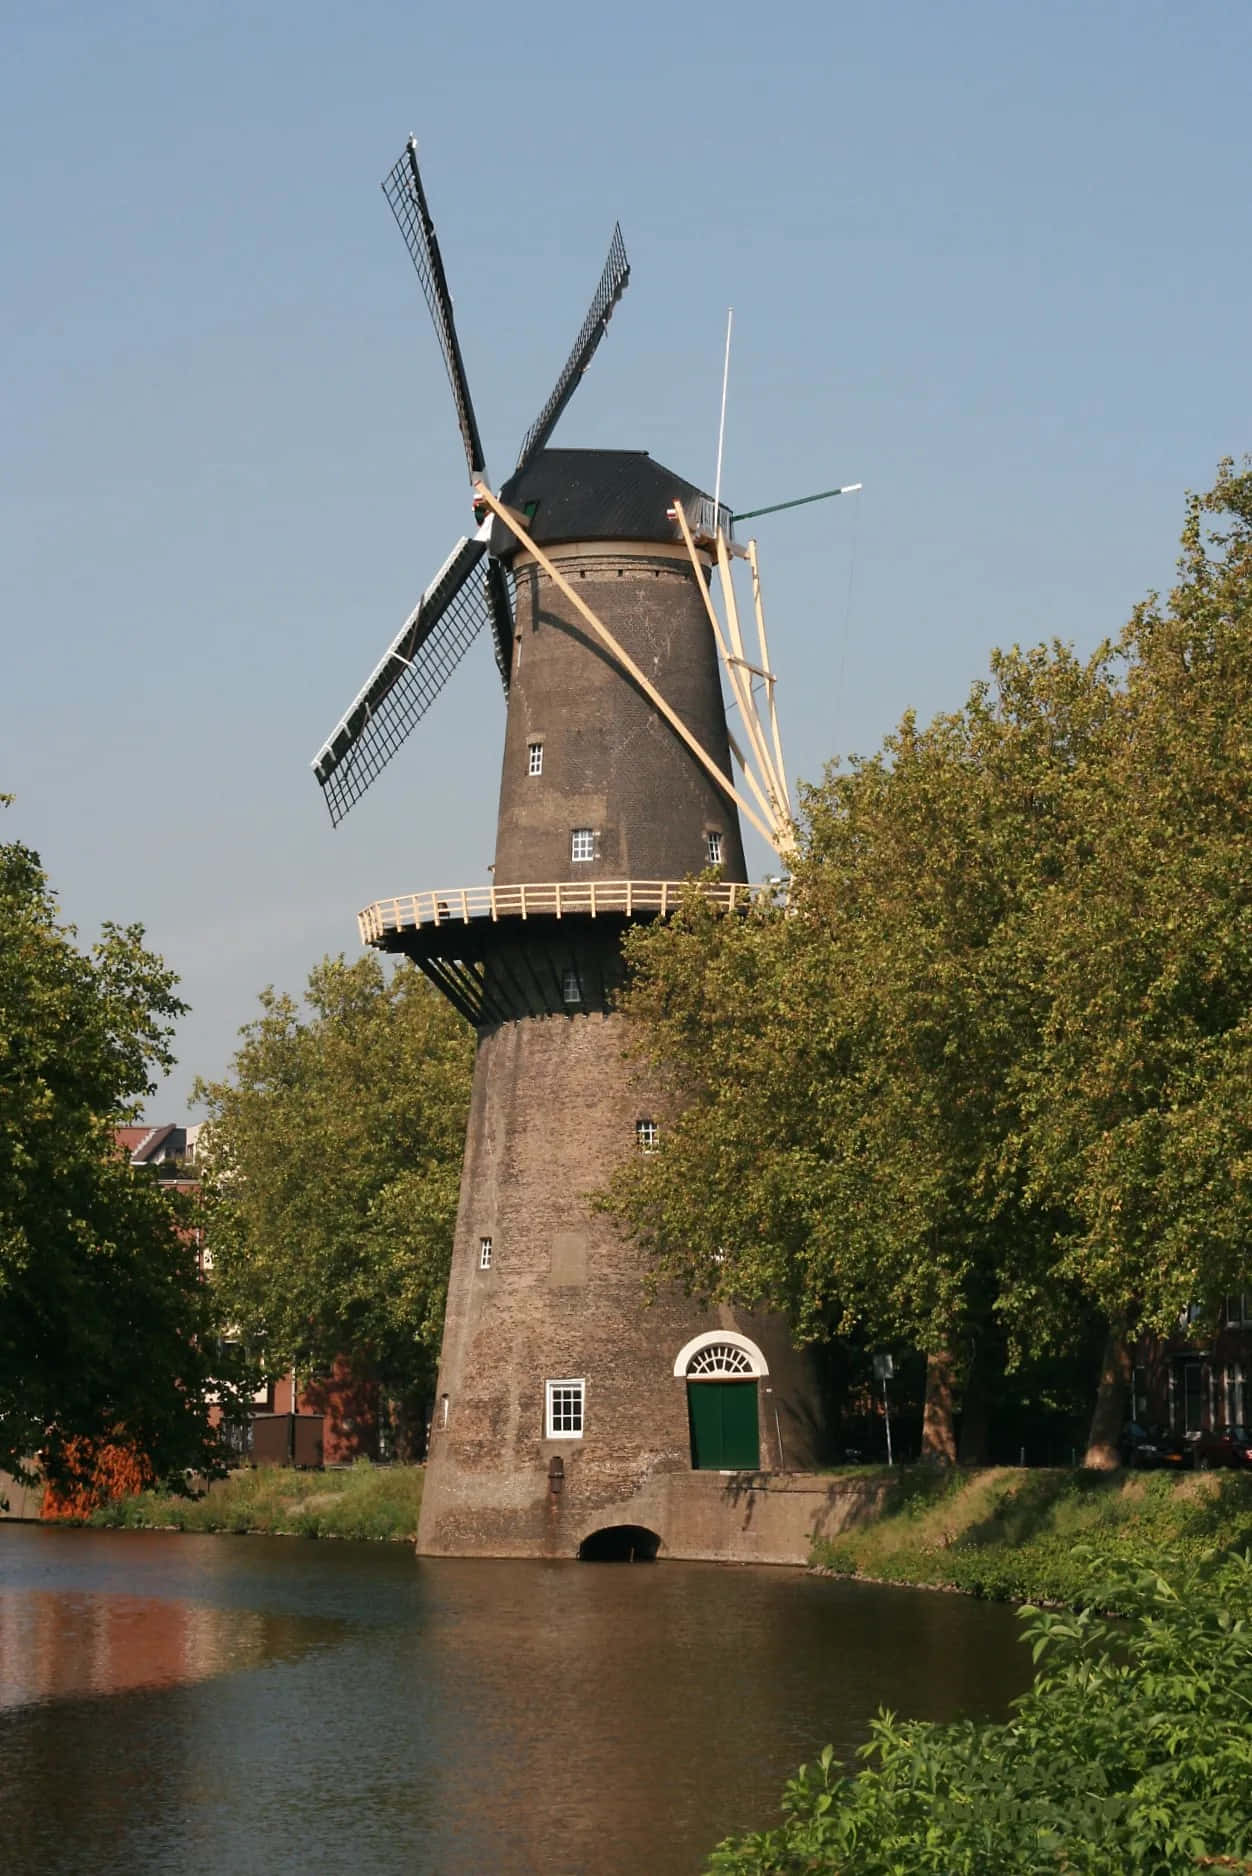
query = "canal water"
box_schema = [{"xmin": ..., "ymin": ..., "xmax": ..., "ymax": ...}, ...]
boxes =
[{"xmin": 0, "ymin": 1525, "xmax": 1031, "ymax": 1875}]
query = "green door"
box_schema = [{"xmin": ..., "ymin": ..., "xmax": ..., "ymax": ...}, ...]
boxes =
[{"xmin": 687, "ymin": 1379, "xmax": 760, "ymax": 1469}]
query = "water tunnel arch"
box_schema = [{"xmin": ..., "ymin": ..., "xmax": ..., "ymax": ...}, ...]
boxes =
[{"xmin": 577, "ymin": 1524, "xmax": 661, "ymax": 1562}]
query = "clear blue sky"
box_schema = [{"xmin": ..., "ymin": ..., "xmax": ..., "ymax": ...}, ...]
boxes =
[{"xmin": 4, "ymin": 0, "xmax": 1249, "ymax": 1116}]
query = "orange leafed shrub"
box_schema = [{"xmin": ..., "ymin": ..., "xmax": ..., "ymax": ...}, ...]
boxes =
[{"xmin": 40, "ymin": 1438, "xmax": 154, "ymax": 1521}]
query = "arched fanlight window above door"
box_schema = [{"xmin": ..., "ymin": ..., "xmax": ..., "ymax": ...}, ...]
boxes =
[
  {"xmin": 686, "ymin": 1342, "xmax": 755, "ymax": 1376},
  {"xmin": 672, "ymin": 1330, "xmax": 768, "ymax": 1378}
]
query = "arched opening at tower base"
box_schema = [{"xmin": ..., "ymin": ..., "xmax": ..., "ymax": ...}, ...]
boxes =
[{"xmin": 577, "ymin": 1525, "xmax": 661, "ymax": 1562}]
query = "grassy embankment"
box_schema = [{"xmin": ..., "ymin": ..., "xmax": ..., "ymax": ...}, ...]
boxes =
[
  {"xmin": 88, "ymin": 1460, "xmax": 423, "ymax": 1541},
  {"xmin": 811, "ymin": 1464, "xmax": 1252, "ymax": 1605}
]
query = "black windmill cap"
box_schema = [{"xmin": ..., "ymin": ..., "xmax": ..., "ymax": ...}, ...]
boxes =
[{"xmin": 492, "ymin": 448, "xmax": 716, "ymax": 559}]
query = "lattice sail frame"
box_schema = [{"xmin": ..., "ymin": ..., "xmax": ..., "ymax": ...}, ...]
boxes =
[
  {"xmin": 312, "ymin": 145, "xmax": 631, "ymax": 827},
  {"xmin": 382, "ymin": 142, "xmax": 486, "ymax": 480},
  {"xmin": 515, "ymin": 223, "xmax": 630, "ymax": 472},
  {"xmin": 312, "ymin": 535, "xmax": 493, "ymax": 827}
]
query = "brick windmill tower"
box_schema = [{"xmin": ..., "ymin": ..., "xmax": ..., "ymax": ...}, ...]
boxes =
[{"xmin": 313, "ymin": 141, "xmax": 821, "ymax": 1559}]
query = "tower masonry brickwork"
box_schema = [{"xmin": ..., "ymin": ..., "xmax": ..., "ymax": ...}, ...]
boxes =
[{"xmin": 494, "ymin": 544, "xmax": 747, "ymax": 886}]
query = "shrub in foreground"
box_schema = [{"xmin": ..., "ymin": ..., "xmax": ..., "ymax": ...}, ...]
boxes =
[{"xmin": 707, "ymin": 1550, "xmax": 1252, "ymax": 1875}]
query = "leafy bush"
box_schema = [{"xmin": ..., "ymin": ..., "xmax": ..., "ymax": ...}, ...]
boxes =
[{"xmin": 706, "ymin": 1549, "xmax": 1252, "ymax": 1875}]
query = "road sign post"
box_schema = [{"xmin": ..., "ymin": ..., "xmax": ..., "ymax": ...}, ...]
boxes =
[{"xmin": 873, "ymin": 1353, "xmax": 895, "ymax": 1467}]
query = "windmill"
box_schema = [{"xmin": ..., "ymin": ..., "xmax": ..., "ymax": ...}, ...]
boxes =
[{"xmin": 312, "ymin": 140, "xmax": 824, "ymax": 1560}]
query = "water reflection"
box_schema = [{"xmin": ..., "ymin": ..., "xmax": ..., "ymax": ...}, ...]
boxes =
[
  {"xmin": 0, "ymin": 1591, "xmax": 315, "ymax": 1710},
  {"xmin": 413, "ymin": 1560, "xmax": 1029, "ymax": 1873},
  {"xmin": 0, "ymin": 1528, "xmax": 1032, "ymax": 1876}
]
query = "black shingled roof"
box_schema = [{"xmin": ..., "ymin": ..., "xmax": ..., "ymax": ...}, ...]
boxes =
[{"xmin": 492, "ymin": 448, "xmax": 715, "ymax": 559}]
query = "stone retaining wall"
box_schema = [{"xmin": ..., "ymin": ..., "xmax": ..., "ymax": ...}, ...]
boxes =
[{"xmin": 562, "ymin": 1469, "xmax": 892, "ymax": 1566}]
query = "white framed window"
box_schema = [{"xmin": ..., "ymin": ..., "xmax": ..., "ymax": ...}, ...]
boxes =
[
  {"xmin": 545, "ymin": 1378, "xmax": 585, "ymax": 1439},
  {"xmin": 706, "ymin": 830, "xmax": 724, "ymax": 866},
  {"xmin": 479, "ymin": 1237, "xmax": 492, "ymax": 1270},
  {"xmin": 571, "ymin": 827, "xmax": 595, "ymax": 863},
  {"xmin": 636, "ymin": 1118, "xmax": 660, "ymax": 1151},
  {"xmin": 1226, "ymin": 1362, "xmax": 1247, "ymax": 1425},
  {"xmin": 1225, "ymin": 1294, "xmax": 1252, "ymax": 1327},
  {"xmin": 562, "ymin": 968, "xmax": 582, "ymax": 1005},
  {"xmin": 527, "ymin": 741, "xmax": 544, "ymax": 776}
]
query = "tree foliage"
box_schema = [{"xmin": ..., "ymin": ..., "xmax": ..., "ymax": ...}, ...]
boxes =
[
  {"xmin": 0, "ymin": 829, "xmax": 236, "ymax": 1486},
  {"xmin": 706, "ymin": 1549, "xmax": 1252, "ymax": 1875},
  {"xmin": 1022, "ymin": 460, "xmax": 1252, "ymax": 1335},
  {"xmin": 600, "ymin": 464, "xmax": 1252, "ymax": 1455},
  {"xmin": 194, "ymin": 955, "xmax": 474, "ymax": 1417},
  {"xmin": 600, "ymin": 646, "xmax": 1109, "ymax": 1452}
]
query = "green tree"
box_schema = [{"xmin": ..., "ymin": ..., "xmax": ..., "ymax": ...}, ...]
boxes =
[
  {"xmin": 194, "ymin": 955, "xmax": 474, "ymax": 1444},
  {"xmin": 600, "ymin": 469, "xmax": 1252, "ymax": 1463},
  {"xmin": 0, "ymin": 826, "xmax": 237, "ymax": 1486},
  {"xmin": 602, "ymin": 463, "xmax": 1252, "ymax": 1467},
  {"xmin": 601, "ymin": 641, "xmax": 1111, "ymax": 1459},
  {"xmin": 1019, "ymin": 459, "xmax": 1252, "ymax": 1461}
]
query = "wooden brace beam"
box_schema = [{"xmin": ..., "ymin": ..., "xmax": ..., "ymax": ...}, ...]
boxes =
[{"xmin": 473, "ymin": 482, "xmax": 784, "ymax": 856}]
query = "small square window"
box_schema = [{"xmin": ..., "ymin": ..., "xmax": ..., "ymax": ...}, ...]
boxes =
[
  {"xmin": 571, "ymin": 828, "xmax": 595, "ymax": 863},
  {"xmin": 545, "ymin": 1378, "xmax": 585, "ymax": 1439},
  {"xmin": 562, "ymin": 968, "xmax": 582, "ymax": 1005},
  {"xmin": 527, "ymin": 741, "xmax": 543, "ymax": 776},
  {"xmin": 636, "ymin": 1118, "xmax": 660, "ymax": 1152},
  {"xmin": 706, "ymin": 830, "xmax": 724, "ymax": 866},
  {"xmin": 479, "ymin": 1237, "xmax": 492, "ymax": 1270}
]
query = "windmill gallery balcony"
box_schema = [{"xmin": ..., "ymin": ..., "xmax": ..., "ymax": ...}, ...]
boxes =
[{"xmin": 358, "ymin": 878, "xmax": 772, "ymax": 1027}]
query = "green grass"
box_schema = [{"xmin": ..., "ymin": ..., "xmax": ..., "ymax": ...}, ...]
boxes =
[
  {"xmin": 809, "ymin": 1464, "xmax": 1252, "ymax": 1606},
  {"xmin": 88, "ymin": 1460, "xmax": 423, "ymax": 1541}
]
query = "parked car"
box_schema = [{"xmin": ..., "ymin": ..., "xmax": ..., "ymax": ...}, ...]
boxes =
[
  {"xmin": 1193, "ymin": 1423, "xmax": 1252, "ymax": 1470},
  {"xmin": 1118, "ymin": 1422, "xmax": 1195, "ymax": 1469}
]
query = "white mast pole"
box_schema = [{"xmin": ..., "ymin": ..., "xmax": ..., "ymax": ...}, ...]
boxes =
[{"xmin": 713, "ymin": 307, "xmax": 733, "ymax": 528}]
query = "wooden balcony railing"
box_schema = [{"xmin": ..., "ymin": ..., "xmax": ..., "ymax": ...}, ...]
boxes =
[{"xmin": 358, "ymin": 878, "xmax": 769, "ymax": 946}]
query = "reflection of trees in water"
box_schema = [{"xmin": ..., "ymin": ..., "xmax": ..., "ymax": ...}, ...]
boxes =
[
  {"xmin": 0, "ymin": 1579, "xmax": 352, "ymax": 1876},
  {"xmin": 0, "ymin": 1591, "xmax": 324, "ymax": 1710}
]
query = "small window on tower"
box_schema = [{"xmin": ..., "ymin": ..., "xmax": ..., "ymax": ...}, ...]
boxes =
[
  {"xmin": 545, "ymin": 1378, "xmax": 585, "ymax": 1439},
  {"xmin": 562, "ymin": 968, "xmax": 582, "ymax": 1005},
  {"xmin": 479, "ymin": 1237, "xmax": 493, "ymax": 1270},
  {"xmin": 527, "ymin": 741, "xmax": 543, "ymax": 777},
  {"xmin": 636, "ymin": 1118, "xmax": 660, "ymax": 1152},
  {"xmin": 571, "ymin": 828, "xmax": 595, "ymax": 863},
  {"xmin": 706, "ymin": 830, "xmax": 724, "ymax": 866}
]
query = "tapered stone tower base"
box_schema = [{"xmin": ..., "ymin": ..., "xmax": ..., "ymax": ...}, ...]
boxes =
[{"xmin": 417, "ymin": 1002, "xmax": 819, "ymax": 1559}]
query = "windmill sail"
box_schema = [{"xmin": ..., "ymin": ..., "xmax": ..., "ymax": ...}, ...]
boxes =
[
  {"xmin": 383, "ymin": 140, "xmax": 487, "ymax": 479},
  {"xmin": 312, "ymin": 535, "xmax": 494, "ymax": 826},
  {"xmin": 514, "ymin": 224, "xmax": 630, "ymax": 472},
  {"xmin": 484, "ymin": 556, "xmax": 514, "ymax": 689}
]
